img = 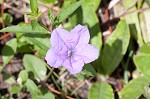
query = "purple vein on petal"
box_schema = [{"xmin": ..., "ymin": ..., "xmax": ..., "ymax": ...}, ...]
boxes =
[{"xmin": 55, "ymin": 29, "xmax": 70, "ymax": 49}]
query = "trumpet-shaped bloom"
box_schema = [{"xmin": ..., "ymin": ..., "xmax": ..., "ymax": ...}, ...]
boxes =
[{"xmin": 45, "ymin": 25, "xmax": 99, "ymax": 74}]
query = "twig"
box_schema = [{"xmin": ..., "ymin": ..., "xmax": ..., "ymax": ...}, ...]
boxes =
[
  {"xmin": 0, "ymin": 59, "xmax": 3, "ymax": 63},
  {"xmin": 47, "ymin": 84, "xmax": 74, "ymax": 99},
  {"xmin": 104, "ymin": 0, "xmax": 112, "ymax": 33},
  {"xmin": 116, "ymin": 6, "xmax": 150, "ymax": 18},
  {"xmin": 0, "ymin": 32, "xmax": 12, "ymax": 41},
  {"xmin": 105, "ymin": 8, "xmax": 112, "ymax": 33},
  {"xmin": 117, "ymin": 0, "xmax": 139, "ymax": 16},
  {"xmin": 1, "ymin": 0, "xmax": 5, "ymax": 28},
  {"xmin": 23, "ymin": 1, "xmax": 29, "ymax": 23},
  {"xmin": 117, "ymin": 79, "xmax": 123, "ymax": 91}
]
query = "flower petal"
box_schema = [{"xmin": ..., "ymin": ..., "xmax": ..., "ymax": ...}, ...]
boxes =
[
  {"xmin": 70, "ymin": 24, "xmax": 90, "ymax": 45},
  {"xmin": 71, "ymin": 55, "xmax": 84, "ymax": 69},
  {"xmin": 63, "ymin": 57, "xmax": 84, "ymax": 74},
  {"xmin": 50, "ymin": 28, "xmax": 70, "ymax": 49},
  {"xmin": 45, "ymin": 48, "xmax": 67, "ymax": 68},
  {"xmin": 67, "ymin": 30, "xmax": 79, "ymax": 49},
  {"xmin": 73, "ymin": 44, "xmax": 99, "ymax": 63}
]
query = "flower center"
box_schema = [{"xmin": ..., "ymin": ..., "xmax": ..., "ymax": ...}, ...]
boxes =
[{"xmin": 68, "ymin": 50, "xmax": 72, "ymax": 57}]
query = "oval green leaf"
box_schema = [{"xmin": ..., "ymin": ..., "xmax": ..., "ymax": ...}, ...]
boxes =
[
  {"xmin": 82, "ymin": 64, "xmax": 96, "ymax": 77},
  {"xmin": 32, "ymin": 92, "xmax": 55, "ymax": 99},
  {"xmin": 88, "ymin": 82, "xmax": 114, "ymax": 99},
  {"xmin": 2, "ymin": 38, "xmax": 17, "ymax": 66},
  {"xmin": 11, "ymin": 85, "xmax": 22, "ymax": 94},
  {"xmin": 18, "ymin": 70, "xmax": 28, "ymax": 83},
  {"xmin": 134, "ymin": 54, "xmax": 150, "ymax": 81},
  {"xmin": 139, "ymin": 43, "xmax": 150, "ymax": 54},
  {"xmin": 25, "ymin": 79, "xmax": 40, "ymax": 95},
  {"xmin": 23, "ymin": 54, "xmax": 47, "ymax": 81},
  {"xmin": 99, "ymin": 20, "xmax": 130, "ymax": 75},
  {"xmin": 0, "ymin": 13, "xmax": 13, "ymax": 25},
  {"xmin": 121, "ymin": 77, "xmax": 149, "ymax": 99}
]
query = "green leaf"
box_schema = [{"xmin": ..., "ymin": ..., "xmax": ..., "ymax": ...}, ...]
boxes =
[
  {"xmin": 121, "ymin": 77, "xmax": 149, "ymax": 99},
  {"xmin": 0, "ymin": 23, "xmax": 50, "ymax": 34},
  {"xmin": 139, "ymin": 3, "xmax": 150, "ymax": 43},
  {"xmin": 148, "ymin": 0, "xmax": 150, "ymax": 3},
  {"xmin": 114, "ymin": 0, "xmax": 143, "ymax": 46},
  {"xmin": 62, "ymin": 0, "xmax": 82, "ymax": 30},
  {"xmin": 82, "ymin": 0, "xmax": 101, "ymax": 11},
  {"xmin": 2, "ymin": 38, "xmax": 17, "ymax": 66},
  {"xmin": 88, "ymin": 82, "xmax": 114, "ymax": 99},
  {"xmin": 81, "ymin": 64, "xmax": 96, "ymax": 77},
  {"xmin": 134, "ymin": 54, "xmax": 150, "ymax": 82},
  {"xmin": 81, "ymin": 0, "xmax": 101, "ymax": 28},
  {"xmin": 25, "ymin": 79, "xmax": 40, "ymax": 95},
  {"xmin": 48, "ymin": 10, "xmax": 54, "ymax": 24},
  {"xmin": 18, "ymin": 70, "xmax": 28, "ymax": 83},
  {"xmin": 16, "ymin": 30, "xmax": 34, "ymax": 53},
  {"xmin": 39, "ymin": 0, "xmax": 58, "ymax": 4},
  {"xmin": 0, "ymin": 66, "xmax": 3, "ymax": 72},
  {"xmin": 23, "ymin": 54, "xmax": 47, "ymax": 81},
  {"xmin": 24, "ymin": 33, "xmax": 50, "ymax": 51},
  {"xmin": 30, "ymin": 0, "xmax": 38, "ymax": 14},
  {"xmin": 11, "ymin": 85, "xmax": 22, "ymax": 94},
  {"xmin": 122, "ymin": 0, "xmax": 143, "ymax": 46},
  {"xmin": 32, "ymin": 91, "xmax": 55, "ymax": 99},
  {"xmin": 143, "ymin": 86, "xmax": 150, "ymax": 99},
  {"xmin": 3, "ymin": 73, "xmax": 16, "ymax": 84},
  {"xmin": 31, "ymin": 19, "xmax": 38, "ymax": 30},
  {"xmin": 99, "ymin": 20, "xmax": 130, "ymax": 75},
  {"xmin": 139, "ymin": 43, "xmax": 150, "ymax": 54},
  {"xmin": 0, "ymin": 13, "xmax": 13, "ymax": 25},
  {"xmin": 54, "ymin": 1, "xmax": 81, "ymax": 27},
  {"xmin": 40, "ymin": 0, "xmax": 57, "ymax": 3},
  {"xmin": 137, "ymin": 0, "xmax": 143, "ymax": 8},
  {"xmin": 17, "ymin": 42, "xmax": 33, "ymax": 53},
  {"xmin": 0, "ymin": 24, "xmax": 50, "ymax": 51}
]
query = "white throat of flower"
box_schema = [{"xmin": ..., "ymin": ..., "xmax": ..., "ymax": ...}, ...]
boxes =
[{"xmin": 68, "ymin": 50, "xmax": 72, "ymax": 57}]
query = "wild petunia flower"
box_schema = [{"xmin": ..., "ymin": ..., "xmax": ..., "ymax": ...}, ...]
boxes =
[{"xmin": 45, "ymin": 25, "xmax": 99, "ymax": 74}]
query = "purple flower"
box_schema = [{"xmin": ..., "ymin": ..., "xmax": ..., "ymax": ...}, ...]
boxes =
[{"xmin": 45, "ymin": 25, "xmax": 99, "ymax": 74}]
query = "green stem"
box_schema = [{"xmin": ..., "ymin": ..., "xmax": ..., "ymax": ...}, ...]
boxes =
[
  {"xmin": 44, "ymin": 68, "xmax": 54, "ymax": 82},
  {"xmin": 123, "ymin": 50, "xmax": 134, "ymax": 84},
  {"xmin": 51, "ymin": 75, "xmax": 61, "ymax": 91}
]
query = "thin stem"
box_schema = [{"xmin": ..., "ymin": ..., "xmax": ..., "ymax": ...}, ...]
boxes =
[
  {"xmin": 116, "ymin": 7, "xmax": 150, "ymax": 18},
  {"xmin": 1, "ymin": 0, "xmax": 7, "ymax": 43},
  {"xmin": 123, "ymin": 51, "xmax": 134, "ymax": 84},
  {"xmin": 0, "ymin": 32, "xmax": 12, "ymax": 41},
  {"xmin": 44, "ymin": 68, "xmax": 54, "ymax": 82},
  {"xmin": 51, "ymin": 75, "xmax": 61, "ymax": 91},
  {"xmin": 45, "ymin": 63, "xmax": 59, "ymax": 79},
  {"xmin": 47, "ymin": 84, "xmax": 74, "ymax": 99}
]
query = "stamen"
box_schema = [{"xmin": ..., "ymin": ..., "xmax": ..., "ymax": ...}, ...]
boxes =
[{"xmin": 68, "ymin": 50, "xmax": 72, "ymax": 57}]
